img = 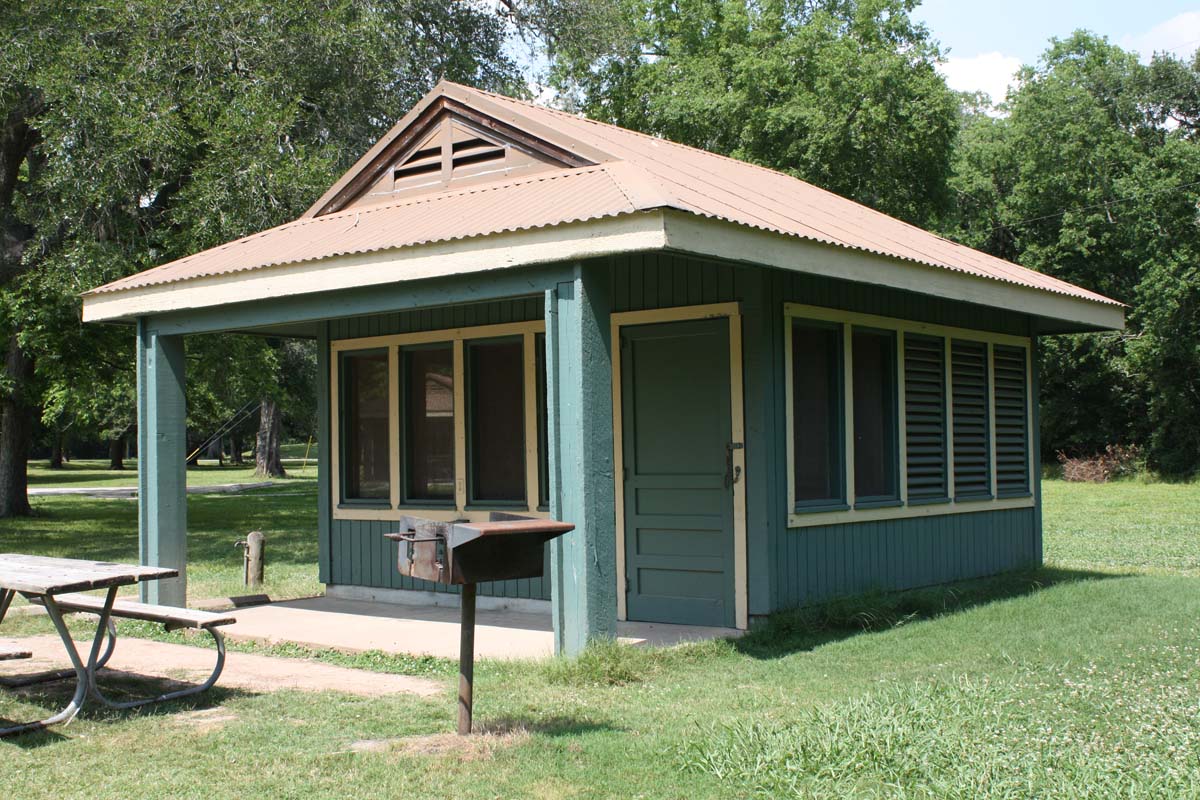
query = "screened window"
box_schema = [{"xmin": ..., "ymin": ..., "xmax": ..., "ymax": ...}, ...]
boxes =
[
  {"xmin": 341, "ymin": 350, "xmax": 390, "ymax": 502},
  {"xmin": 467, "ymin": 338, "xmax": 525, "ymax": 503},
  {"xmin": 791, "ymin": 320, "xmax": 845, "ymax": 507},
  {"xmin": 852, "ymin": 329, "xmax": 898, "ymax": 502},
  {"xmin": 403, "ymin": 345, "xmax": 455, "ymax": 503}
]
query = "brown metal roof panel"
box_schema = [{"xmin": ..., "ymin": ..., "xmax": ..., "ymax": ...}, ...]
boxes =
[
  {"xmin": 469, "ymin": 88, "xmax": 1119, "ymax": 306},
  {"xmin": 90, "ymin": 167, "xmax": 639, "ymax": 294}
]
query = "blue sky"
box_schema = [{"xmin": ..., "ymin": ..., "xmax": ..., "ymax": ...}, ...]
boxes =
[{"xmin": 915, "ymin": 2, "xmax": 1200, "ymax": 101}]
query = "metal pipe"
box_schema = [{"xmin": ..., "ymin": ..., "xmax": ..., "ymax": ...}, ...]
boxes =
[{"xmin": 458, "ymin": 583, "xmax": 476, "ymax": 735}]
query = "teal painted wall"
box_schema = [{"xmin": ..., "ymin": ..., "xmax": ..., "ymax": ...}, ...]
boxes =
[
  {"xmin": 771, "ymin": 508, "xmax": 1038, "ymax": 608},
  {"xmin": 319, "ymin": 251, "xmax": 1043, "ymax": 616}
]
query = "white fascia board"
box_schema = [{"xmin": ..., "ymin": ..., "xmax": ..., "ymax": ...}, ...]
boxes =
[
  {"xmin": 82, "ymin": 212, "xmax": 670, "ymax": 323},
  {"xmin": 661, "ymin": 211, "xmax": 1126, "ymax": 332}
]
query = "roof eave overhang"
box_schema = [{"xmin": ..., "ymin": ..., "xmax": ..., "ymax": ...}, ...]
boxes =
[
  {"xmin": 81, "ymin": 211, "xmax": 671, "ymax": 324},
  {"xmin": 658, "ymin": 210, "xmax": 1125, "ymax": 334},
  {"xmin": 81, "ymin": 209, "xmax": 1125, "ymax": 335}
]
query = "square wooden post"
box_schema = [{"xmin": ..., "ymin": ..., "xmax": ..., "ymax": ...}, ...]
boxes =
[
  {"xmin": 545, "ymin": 264, "xmax": 617, "ymax": 655},
  {"xmin": 136, "ymin": 320, "xmax": 188, "ymax": 606}
]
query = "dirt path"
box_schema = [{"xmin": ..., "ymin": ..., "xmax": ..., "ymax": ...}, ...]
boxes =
[{"xmin": 0, "ymin": 635, "xmax": 442, "ymax": 697}]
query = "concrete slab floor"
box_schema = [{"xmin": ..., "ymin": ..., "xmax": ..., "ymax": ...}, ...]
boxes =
[{"xmin": 222, "ymin": 597, "xmax": 741, "ymax": 660}]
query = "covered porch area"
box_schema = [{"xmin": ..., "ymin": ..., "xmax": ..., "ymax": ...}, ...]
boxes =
[{"xmin": 122, "ymin": 259, "xmax": 628, "ymax": 656}]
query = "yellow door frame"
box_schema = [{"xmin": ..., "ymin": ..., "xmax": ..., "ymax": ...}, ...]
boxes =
[{"xmin": 609, "ymin": 302, "xmax": 748, "ymax": 630}]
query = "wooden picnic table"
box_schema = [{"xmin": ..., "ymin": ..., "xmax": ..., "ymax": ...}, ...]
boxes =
[{"xmin": 0, "ymin": 554, "xmax": 176, "ymax": 737}]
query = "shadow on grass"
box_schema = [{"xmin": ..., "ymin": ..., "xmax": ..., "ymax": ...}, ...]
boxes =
[
  {"xmin": 1, "ymin": 677, "xmax": 249, "ymax": 747},
  {"xmin": 735, "ymin": 566, "xmax": 1128, "ymax": 660},
  {"xmin": 476, "ymin": 714, "xmax": 619, "ymax": 737}
]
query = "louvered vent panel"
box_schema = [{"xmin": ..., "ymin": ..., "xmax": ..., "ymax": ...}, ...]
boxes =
[
  {"xmin": 993, "ymin": 345, "xmax": 1030, "ymax": 496},
  {"xmin": 904, "ymin": 334, "xmax": 948, "ymax": 502},
  {"xmin": 951, "ymin": 340, "xmax": 991, "ymax": 498},
  {"xmin": 452, "ymin": 137, "xmax": 506, "ymax": 172}
]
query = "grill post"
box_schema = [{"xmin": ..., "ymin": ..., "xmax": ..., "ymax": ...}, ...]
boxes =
[{"xmin": 457, "ymin": 582, "xmax": 476, "ymax": 735}]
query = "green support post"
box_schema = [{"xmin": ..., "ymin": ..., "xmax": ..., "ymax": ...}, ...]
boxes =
[
  {"xmin": 545, "ymin": 264, "xmax": 617, "ymax": 655},
  {"xmin": 136, "ymin": 320, "xmax": 188, "ymax": 606}
]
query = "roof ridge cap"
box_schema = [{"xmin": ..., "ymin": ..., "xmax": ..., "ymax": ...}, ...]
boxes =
[{"xmin": 304, "ymin": 164, "xmax": 606, "ymax": 221}]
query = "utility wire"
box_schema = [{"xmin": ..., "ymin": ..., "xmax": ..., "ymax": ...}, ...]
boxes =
[{"xmin": 987, "ymin": 178, "xmax": 1200, "ymax": 233}]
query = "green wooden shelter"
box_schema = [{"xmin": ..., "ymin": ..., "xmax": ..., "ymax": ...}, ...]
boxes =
[{"xmin": 83, "ymin": 82, "xmax": 1124, "ymax": 654}]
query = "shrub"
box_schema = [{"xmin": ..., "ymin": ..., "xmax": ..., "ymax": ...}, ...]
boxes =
[{"xmin": 1057, "ymin": 444, "xmax": 1143, "ymax": 482}]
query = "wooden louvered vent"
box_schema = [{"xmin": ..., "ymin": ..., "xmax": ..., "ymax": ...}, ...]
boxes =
[
  {"xmin": 992, "ymin": 345, "xmax": 1030, "ymax": 496},
  {"xmin": 380, "ymin": 120, "xmax": 554, "ymax": 200},
  {"xmin": 951, "ymin": 340, "xmax": 991, "ymax": 499},
  {"xmin": 904, "ymin": 334, "xmax": 948, "ymax": 502}
]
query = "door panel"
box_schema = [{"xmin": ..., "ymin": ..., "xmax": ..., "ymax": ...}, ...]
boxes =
[{"xmin": 622, "ymin": 318, "xmax": 735, "ymax": 628}]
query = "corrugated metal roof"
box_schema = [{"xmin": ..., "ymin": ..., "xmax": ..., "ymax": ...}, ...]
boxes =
[
  {"xmin": 92, "ymin": 166, "xmax": 639, "ymax": 293},
  {"xmin": 87, "ymin": 82, "xmax": 1121, "ymax": 309}
]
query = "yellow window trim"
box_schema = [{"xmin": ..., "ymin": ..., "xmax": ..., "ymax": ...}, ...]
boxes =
[
  {"xmin": 783, "ymin": 303, "xmax": 1034, "ymax": 529},
  {"xmin": 331, "ymin": 319, "xmax": 545, "ymax": 521}
]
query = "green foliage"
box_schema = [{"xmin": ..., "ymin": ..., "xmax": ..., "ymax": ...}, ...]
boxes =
[
  {"xmin": 550, "ymin": 0, "xmax": 959, "ymax": 226},
  {"xmin": 0, "ymin": 0, "xmax": 522, "ymax": 473},
  {"xmin": 943, "ymin": 32, "xmax": 1200, "ymax": 474}
]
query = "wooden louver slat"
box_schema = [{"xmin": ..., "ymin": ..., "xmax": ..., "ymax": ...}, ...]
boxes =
[
  {"xmin": 904, "ymin": 334, "xmax": 948, "ymax": 502},
  {"xmin": 992, "ymin": 345, "xmax": 1030, "ymax": 496},
  {"xmin": 951, "ymin": 339, "xmax": 991, "ymax": 498}
]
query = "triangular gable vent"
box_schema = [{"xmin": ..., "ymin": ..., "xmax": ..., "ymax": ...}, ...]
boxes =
[{"xmin": 342, "ymin": 111, "xmax": 582, "ymax": 211}]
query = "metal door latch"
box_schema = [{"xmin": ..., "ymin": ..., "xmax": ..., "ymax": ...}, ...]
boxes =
[{"xmin": 725, "ymin": 441, "xmax": 744, "ymax": 487}]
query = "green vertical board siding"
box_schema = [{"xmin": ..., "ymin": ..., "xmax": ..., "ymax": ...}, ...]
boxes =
[
  {"xmin": 772, "ymin": 508, "xmax": 1037, "ymax": 609},
  {"xmin": 904, "ymin": 334, "xmax": 949, "ymax": 502},
  {"xmin": 327, "ymin": 519, "xmax": 553, "ymax": 599},
  {"xmin": 136, "ymin": 320, "xmax": 188, "ymax": 606},
  {"xmin": 329, "ymin": 296, "xmax": 543, "ymax": 342},
  {"xmin": 993, "ymin": 345, "xmax": 1031, "ymax": 497}
]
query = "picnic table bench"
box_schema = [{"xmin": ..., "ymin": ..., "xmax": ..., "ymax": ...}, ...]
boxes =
[
  {"xmin": 0, "ymin": 554, "xmax": 236, "ymax": 736},
  {"xmin": 0, "ymin": 646, "xmax": 31, "ymax": 662}
]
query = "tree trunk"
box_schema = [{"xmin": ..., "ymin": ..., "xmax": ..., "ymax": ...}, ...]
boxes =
[
  {"xmin": 49, "ymin": 430, "xmax": 64, "ymax": 469},
  {"xmin": 0, "ymin": 335, "xmax": 33, "ymax": 517},
  {"xmin": 255, "ymin": 397, "xmax": 285, "ymax": 479},
  {"xmin": 230, "ymin": 432, "xmax": 244, "ymax": 465},
  {"xmin": 108, "ymin": 434, "xmax": 125, "ymax": 470}
]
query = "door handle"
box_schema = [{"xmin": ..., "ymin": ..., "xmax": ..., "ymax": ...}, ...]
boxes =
[{"xmin": 724, "ymin": 442, "xmax": 744, "ymax": 488}]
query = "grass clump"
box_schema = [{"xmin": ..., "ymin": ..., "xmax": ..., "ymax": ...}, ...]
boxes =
[{"xmin": 543, "ymin": 637, "xmax": 734, "ymax": 687}]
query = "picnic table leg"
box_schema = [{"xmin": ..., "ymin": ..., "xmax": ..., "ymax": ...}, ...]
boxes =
[
  {"xmin": 0, "ymin": 589, "xmax": 13, "ymax": 626},
  {"xmin": 88, "ymin": 625, "xmax": 227, "ymax": 710},
  {"xmin": 0, "ymin": 587, "xmax": 116, "ymax": 737}
]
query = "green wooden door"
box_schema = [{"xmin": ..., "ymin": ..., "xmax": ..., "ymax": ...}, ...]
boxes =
[{"xmin": 621, "ymin": 318, "xmax": 736, "ymax": 628}]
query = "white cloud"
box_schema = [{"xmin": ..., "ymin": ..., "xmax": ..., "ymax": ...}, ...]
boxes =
[
  {"xmin": 1120, "ymin": 11, "xmax": 1200, "ymax": 63},
  {"xmin": 938, "ymin": 52, "xmax": 1023, "ymax": 104}
]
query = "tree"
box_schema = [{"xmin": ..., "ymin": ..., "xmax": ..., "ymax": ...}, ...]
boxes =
[
  {"xmin": 0, "ymin": 0, "xmax": 522, "ymax": 516},
  {"xmin": 547, "ymin": 0, "xmax": 960, "ymax": 226},
  {"xmin": 941, "ymin": 32, "xmax": 1200, "ymax": 474}
]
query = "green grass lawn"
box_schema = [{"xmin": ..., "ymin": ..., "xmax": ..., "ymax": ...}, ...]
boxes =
[
  {"xmin": 28, "ymin": 458, "xmax": 317, "ymax": 489},
  {"xmin": 2, "ymin": 478, "xmax": 1199, "ymax": 798},
  {"xmin": 0, "ymin": 481, "xmax": 321, "ymax": 601}
]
